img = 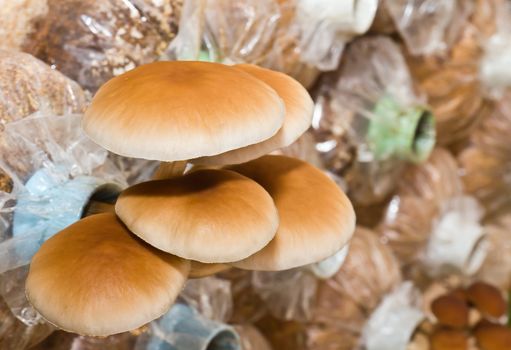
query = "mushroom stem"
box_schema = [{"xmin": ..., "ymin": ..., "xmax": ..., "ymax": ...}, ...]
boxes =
[
  {"xmin": 153, "ymin": 161, "xmax": 188, "ymax": 180},
  {"xmin": 83, "ymin": 200, "xmax": 116, "ymax": 217},
  {"xmin": 189, "ymin": 261, "xmax": 230, "ymax": 279}
]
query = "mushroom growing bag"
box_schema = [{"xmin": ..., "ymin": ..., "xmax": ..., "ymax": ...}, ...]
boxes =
[
  {"xmin": 458, "ymin": 91, "xmax": 511, "ymax": 216},
  {"xmin": 257, "ymin": 227, "xmax": 402, "ymax": 350},
  {"xmin": 404, "ymin": 0, "xmax": 497, "ymax": 146},
  {"xmin": 311, "ymin": 36, "xmax": 436, "ymax": 205},
  {"xmin": 0, "ymin": 114, "xmax": 126, "ymax": 347},
  {"xmin": 9, "ymin": 0, "xmax": 182, "ymax": 92},
  {"xmin": 166, "ymin": 0, "xmax": 377, "ymax": 88},
  {"xmin": 377, "ymin": 147, "xmax": 488, "ymax": 274}
]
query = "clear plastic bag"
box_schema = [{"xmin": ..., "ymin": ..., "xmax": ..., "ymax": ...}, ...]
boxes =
[
  {"xmin": 0, "ymin": 49, "xmax": 89, "ymax": 194},
  {"xmin": 405, "ymin": 0, "xmax": 498, "ymax": 145},
  {"xmin": 422, "ymin": 195, "xmax": 486, "ymax": 277},
  {"xmin": 0, "ymin": 0, "xmax": 49, "ymax": 51},
  {"xmin": 458, "ymin": 92, "xmax": 511, "ymax": 215},
  {"xmin": 477, "ymin": 214, "xmax": 511, "ymax": 290},
  {"xmin": 20, "ymin": 0, "xmax": 182, "ymax": 92},
  {"xmin": 167, "ymin": 0, "xmax": 377, "ymax": 88},
  {"xmin": 180, "ymin": 276, "xmax": 233, "ymax": 323},
  {"xmin": 0, "ymin": 114, "xmax": 126, "ymax": 340},
  {"xmin": 257, "ymin": 227, "xmax": 401, "ymax": 350},
  {"xmin": 217, "ymin": 269, "xmax": 267, "ymax": 325},
  {"xmin": 0, "ymin": 50, "xmax": 88, "ymax": 129},
  {"xmin": 234, "ymin": 325, "xmax": 272, "ymax": 350},
  {"xmin": 311, "ymin": 35, "xmax": 435, "ymax": 205},
  {"xmin": 378, "ymin": 148, "xmax": 463, "ymax": 264},
  {"xmin": 479, "ymin": 0, "xmax": 511, "ymax": 98},
  {"xmin": 134, "ymin": 303, "xmax": 240, "ymax": 350},
  {"xmin": 29, "ymin": 331, "xmax": 136, "ymax": 350},
  {"xmin": 274, "ymin": 131, "xmax": 324, "ymax": 169},
  {"xmin": 325, "ymin": 227, "xmax": 402, "ymax": 313},
  {"xmin": 383, "ymin": 0, "xmax": 474, "ymax": 56},
  {"xmin": 252, "ymin": 269, "xmax": 318, "ymax": 323},
  {"xmin": 0, "ymin": 295, "xmax": 54, "ymax": 350},
  {"xmin": 361, "ymin": 282, "xmax": 424, "ymax": 350}
]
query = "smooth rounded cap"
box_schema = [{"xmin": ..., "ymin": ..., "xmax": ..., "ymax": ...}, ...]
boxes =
[
  {"xmin": 83, "ymin": 61, "xmax": 285, "ymax": 161},
  {"xmin": 430, "ymin": 328, "xmax": 468, "ymax": 350},
  {"xmin": 194, "ymin": 64, "xmax": 313, "ymax": 165},
  {"xmin": 26, "ymin": 213, "xmax": 190, "ymax": 336},
  {"xmin": 431, "ymin": 294, "xmax": 469, "ymax": 328},
  {"xmin": 474, "ymin": 322, "xmax": 511, "ymax": 350},
  {"xmin": 466, "ymin": 282, "xmax": 507, "ymax": 318},
  {"xmin": 228, "ymin": 155, "xmax": 355, "ymax": 271},
  {"xmin": 115, "ymin": 169, "xmax": 279, "ymax": 263}
]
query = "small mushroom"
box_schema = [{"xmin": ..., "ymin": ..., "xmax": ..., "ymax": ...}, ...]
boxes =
[
  {"xmin": 474, "ymin": 322, "xmax": 511, "ymax": 350},
  {"xmin": 431, "ymin": 294, "xmax": 469, "ymax": 328},
  {"xmin": 466, "ymin": 281, "xmax": 507, "ymax": 318},
  {"xmin": 115, "ymin": 169, "xmax": 279, "ymax": 263},
  {"xmin": 228, "ymin": 155, "xmax": 355, "ymax": 271},
  {"xmin": 193, "ymin": 63, "xmax": 314, "ymax": 165},
  {"xmin": 450, "ymin": 288, "xmax": 469, "ymax": 302},
  {"xmin": 25, "ymin": 213, "xmax": 190, "ymax": 336},
  {"xmin": 430, "ymin": 328, "xmax": 468, "ymax": 350},
  {"xmin": 83, "ymin": 61, "xmax": 286, "ymax": 179}
]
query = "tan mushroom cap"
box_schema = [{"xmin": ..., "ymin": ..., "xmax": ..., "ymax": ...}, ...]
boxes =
[
  {"xmin": 228, "ymin": 155, "xmax": 355, "ymax": 271},
  {"xmin": 26, "ymin": 213, "xmax": 189, "ymax": 336},
  {"xmin": 83, "ymin": 61, "xmax": 285, "ymax": 161},
  {"xmin": 115, "ymin": 169, "xmax": 279, "ymax": 263},
  {"xmin": 193, "ymin": 64, "xmax": 313, "ymax": 165}
]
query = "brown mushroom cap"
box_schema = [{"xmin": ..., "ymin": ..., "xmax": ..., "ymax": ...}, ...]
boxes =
[
  {"xmin": 26, "ymin": 213, "xmax": 190, "ymax": 336},
  {"xmin": 193, "ymin": 64, "xmax": 313, "ymax": 165},
  {"xmin": 228, "ymin": 155, "xmax": 355, "ymax": 271},
  {"xmin": 474, "ymin": 322, "xmax": 511, "ymax": 350},
  {"xmin": 430, "ymin": 328, "xmax": 468, "ymax": 350},
  {"xmin": 115, "ymin": 169, "xmax": 279, "ymax": 263},
  {"xmin": 83, "ymin": 61, "xmax": 285, "ymax": 161},
  {"xmin": 431, "ymin": 294, "xmax": 469, "ymax": 328},
  {"xmin": 466, "ymin": 282, "xmax": 507, "ymax": 318}
]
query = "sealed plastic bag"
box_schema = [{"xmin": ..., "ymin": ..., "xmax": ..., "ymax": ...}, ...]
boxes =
[
  {"xmin": 234, "ymin": 325, "xmax": 272, "ymax": 350},
  {"xmin": 135, "ymin": 303, "xmax": 240, "ymax": 350},
  {"xmin": 405, "ymin": 0, "xmax": 498, "ymax": 145},
  {"xmin": 378, "ymin": 148, "xmax": 462, "ymax": 264},
  {"xmin": 0, "ymin": 114, "xmax": 126, "ymax": 349},
  {"xmin": 0, "ymin": 50, "xmax": 87, "ymax": 129},
  {"xmin": 180, "ymin": 276, "xmax": 233, "ymax": 323},
  {"xmin": 0, "ymin": 49, "xmax": 89, "ymax": 194},
  {"xmin": 379, "ymin": 148, "xmax": 488, "ymax": 277},
  {"xmin": 361, "ymin": 282, "xmax": 424, "ymax": 350},
  {"xmin": 19, "ymin": 0, "xmax": 182, "ymax": 91},
  {"xmin": 0, "ymin": 296, "xmax": 53, "ymax": 350},
  {"xmin": 257, "ymin": 227, "xmax": 402, "ymax": 350},
  {"xmin": 29, "ymin": 331, "xmax": 136, "ymax": 350},
  {"xmin": 167, "ymin": 0, "xmax": 377, "ymax": 88},
  {"xmin": 251, "ymin": 268, "xmax": 318, "ymax": 323},
  {"xmin": 458, "ymin": 91, "xmax": 511, "ymax": 216},
  {"xmin": 218, "ymin": 269, "xmax": 267, "ymax": 325},
  {"xmin": 479, "ymin": 0, "xmax": 511, "ymax": 98},
  {"xmin": 382, "ymin": 0, "xmax": 474, "ymax": 56},
  {"xmin": 477, "ymin": 214, "xmax": 511, "ymax": 290},
  {"xmin": 311, "ymin": 36, "xmax": 435, "ymax": 205}
]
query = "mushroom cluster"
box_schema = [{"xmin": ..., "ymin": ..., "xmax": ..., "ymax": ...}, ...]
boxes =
[
  {"xmin": 24, "ymin": 61, "xmax": 355, "ymax": 336},
  {"xmin": 411, "ymin": 281, "xmax": 511, "ymax": 350}
]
